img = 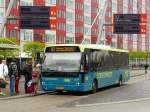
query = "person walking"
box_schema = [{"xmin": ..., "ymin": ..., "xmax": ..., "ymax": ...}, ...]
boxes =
[
  {"xmin": 144, "ymin": 63, "xmax": 149, "ymax": 74},
  {"xmin": 32, "ymin": 64, "xmax": 41, "ymax": 94},
  {"xmin": 0, "ymin": 59, "xmax": 9, "ymax": 96},
  {"xmin": 23, "ymin": 59, "xmax": 32, "ymax": 93},
  {"xmin": 8, "ymin": 59, "xmax": 18, "ymax": 96}
]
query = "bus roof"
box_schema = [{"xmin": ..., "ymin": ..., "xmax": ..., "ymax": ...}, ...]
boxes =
[{"xmin": 45, "ymin": 44, "xmax": 129, "ymax": 53}]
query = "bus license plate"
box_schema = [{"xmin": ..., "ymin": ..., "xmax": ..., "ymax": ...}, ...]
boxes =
[{"xmin": 56, "ymin": 86, "xmax": 64, "ymax": 90}]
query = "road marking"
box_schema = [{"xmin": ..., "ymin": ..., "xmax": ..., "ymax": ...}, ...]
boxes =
[
  {"xmin": 81, "ymin": 96, "xmax": 89, "ymax": 98},
  {"xmin": 75, "ymin": 97, "xmax": 150, "ymax": 107}
]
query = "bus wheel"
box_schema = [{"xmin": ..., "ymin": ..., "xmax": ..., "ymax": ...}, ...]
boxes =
[
  {"xmin": 118, "ymin": 75, "xmax": 123, "ymax": 86},
  {"xmin": 92, "ymin": 80, "xmax": 98, "ymax": 93}
]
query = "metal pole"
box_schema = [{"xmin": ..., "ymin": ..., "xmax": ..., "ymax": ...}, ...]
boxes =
[
  {"xmin": 0, "ymin": 0, "xmax": 15, "ymax": 37},
  {"xmin": 96, "ymin": 1, "xmax": 108, "ymax": 44},
  {"xmin": 81, "ymin": 5, "xmax": 103, "ymax": 44}
]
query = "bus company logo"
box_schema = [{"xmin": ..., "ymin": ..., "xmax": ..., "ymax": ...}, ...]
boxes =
[{"xmin": 96, "ymin": 72, "xmax": 112, "ymax": 79}]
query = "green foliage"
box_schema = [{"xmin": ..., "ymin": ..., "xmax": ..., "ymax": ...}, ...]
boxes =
[
  {"xmin": 23, "ymin": 42, "xmax": 45, "ymax": 64},
  {"xmin": 129, "ymin": 52, "xmax": 150, "ymax": 59},
  {"xmin": 0, "ymin": 37, "xmax": 17, "ymax": 44},
  {"xmin": 0, "ymin": 49, "xmax": 19, "ymax": 58}
]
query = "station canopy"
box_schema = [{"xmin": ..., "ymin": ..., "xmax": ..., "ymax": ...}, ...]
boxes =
[
  {"xmin": 0, "ymin": 43, "xmax": 19, "ymax": 49},
  {"xmin": 0, "ymin": 38, "xmax": 19, "ymax": 50}
]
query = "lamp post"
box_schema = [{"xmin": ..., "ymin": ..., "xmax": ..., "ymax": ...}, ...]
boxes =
[{"xmin": 14, "ymin": 26, "xmax": 22, "ymax": 67}]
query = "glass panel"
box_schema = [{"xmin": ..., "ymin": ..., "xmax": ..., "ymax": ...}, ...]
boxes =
[{"xmin": 42, "ymin": 53, "xmax": 81, "ymax": 72}]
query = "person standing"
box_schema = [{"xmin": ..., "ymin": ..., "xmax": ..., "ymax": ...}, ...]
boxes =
[
  {"xmin": 32, "ymin": 64, "xmax": 41, "ymax": 94},
  {"xmin": 0, "ymin": 59, "xmax": 9, "ymax": 96},
  {"xmin": 15, "ymin": 61, "xmax": 21, "ymax": 94},
  {"xmin": 8, "ymin": 59, "xmax": 18, "ymax": 96},
  {"xmin": 144, "ymin": 63, "xmax": 149, "ymax": 74},
  {"xmin": 23, "ymin": 59, "xmax": 32, "ymax": 93}
]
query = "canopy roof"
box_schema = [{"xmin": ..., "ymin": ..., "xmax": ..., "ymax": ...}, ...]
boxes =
[{"xmin": 0, "ymin": 44, "xmax": 19, "ymax": 49}]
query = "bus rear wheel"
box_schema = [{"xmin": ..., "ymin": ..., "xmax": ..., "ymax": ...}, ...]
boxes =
[{"xmin": 92, "ymin": 80, "xmax": 98, "ymax": 93}]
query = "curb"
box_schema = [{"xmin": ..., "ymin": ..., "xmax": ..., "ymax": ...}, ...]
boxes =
[
  {"xmin": 130, "ymin": 73, "xmax": 145, "ymax": 77},
  {"xmin": 0, "ymin": 91, "xmax": 51, "ymax": 101}
]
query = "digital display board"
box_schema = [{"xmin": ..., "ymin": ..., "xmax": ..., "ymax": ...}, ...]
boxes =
[
  {"xmin": 113, "ymin": 14, "xmax": 147, "ymax": 34},
  {"xmin": 20, "ymin": 19, "xmax": 50, "ymax": 29},
  {"xmin": 45, "ymin": 46, "xmax": 80, "ymax": 52},
  {"xmin": 113, "ymin": 24, "xmax": 141, "ymax": 34},
  {"xmin": 20, "ymin": 6, "xmax": 50, "ymax": 17},
  {"xmin": 114, "ymin": 14, "xmax": 141, "ymax": 24}
]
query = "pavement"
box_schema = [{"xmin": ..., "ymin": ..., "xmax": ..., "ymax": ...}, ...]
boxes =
[
  {"xmin": 130, "ymin": 68, "xmax": 147, "ymax": 77},
  {"xmin": 0, "ymin": 76, "xmax": 50, "ymax": 100},
  {"xmin": 0, "ymin": 68, "xmax": 148, "ymax": 100}
]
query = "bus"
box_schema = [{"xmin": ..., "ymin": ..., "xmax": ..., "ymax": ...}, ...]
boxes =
[{"xmin": 40, "ymin": 44, "xmax": 129, "ymax": 93}]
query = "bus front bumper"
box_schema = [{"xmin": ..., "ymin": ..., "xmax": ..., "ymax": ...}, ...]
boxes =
[{"xmin": 41, "ymin": 83, "xmax": 92, "ymax": 92}]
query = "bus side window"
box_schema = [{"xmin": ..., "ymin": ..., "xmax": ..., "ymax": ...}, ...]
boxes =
[{"xmin": 97, "ymin": 51, "xmax": 102, "ymax": 71}]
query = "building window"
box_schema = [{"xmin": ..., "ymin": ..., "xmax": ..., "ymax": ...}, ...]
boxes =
[
  {"xmin": 66, "ymin": 0, "xmax": 74, "ymax": 9},
  {"xmin": 20, "ymin": 30, "xmax": 32, "ymax": 41},
  {"xmin": 34, "ymin": 32, "xmax": 44, "ymax": 42},
  {"xmin": 45, "ymin": 0, "xmax": 56, "ymax": 5},
  {"xmin": 0, "ymin": 1, "xmax": 4, "ymax": 6},
  {"xmin": 66, "ymin": 11, "xmax": 74, "ymax": 20},
  {"xmin": 0, "ymin": 8, "xmax": 4, "ymax": 23},
  {"xmin": 84, "ymin": 4, "xmax": 90, "ymax": 13},
  {"xmin": 66, "ymin": 36, "xmax": 74, "ymax": 44},
  {"xmin": 66, "ymin": 24, "xmax": 74, "ymax": 33},
  {"xmin": 57, "ymin": 10, "xmax": 66, "ymax": 18},
  {"xmin": 57, "ymin": 0, "xmax": 66, "ymax": 6},
  {"xmin": 75, "ymin": 2, "xmax": 83, "ymax": 10},
  {"xmin": 57, "ymin": 22, "xmax": 65, "ymax": 31},
  {"xmin": 10, "ymin": 30, "xmax": 17, "ymax": 38},
  {"xmin": 45, "ymin": 34, "xmax": 55, "ymax": 43},
  {"xmin": 84, "ymin": 16, "xmax": 91, "ymax": 25},
  {"xmin": 20, "ymin": 0, "xmax": 33, "ymax": 6},
  {"xmin": 57, "ymin": 35, "xmax": 65, "ymax": 43}
]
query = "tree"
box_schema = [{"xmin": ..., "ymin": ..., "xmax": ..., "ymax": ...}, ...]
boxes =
[{"xmin": 23, "ymin": 42, "xmax": 45, "ymax": 65}]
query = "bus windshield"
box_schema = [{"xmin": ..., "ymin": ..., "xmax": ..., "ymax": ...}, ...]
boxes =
[{"xmin": 42, "ymin": 52, "xmax": 82, "ymax": 72}]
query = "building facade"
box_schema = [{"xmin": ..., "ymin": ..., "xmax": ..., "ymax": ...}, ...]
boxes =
[{"xmin": 0, "ymin": 0, "xmax": 150, "ymax": 51}]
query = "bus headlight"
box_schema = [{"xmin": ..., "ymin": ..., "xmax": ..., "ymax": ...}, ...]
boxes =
[
  {"xmin": 42, "ymin": 82, "xmax": 45, "ymax": 85},
  {"xmin": 76, "ymin": 82, "xmax": 80, "ymax": 85}
]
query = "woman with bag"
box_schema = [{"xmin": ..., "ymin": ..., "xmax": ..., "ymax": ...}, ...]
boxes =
[{"xmin": 32, "ymin": 64, "xmax": 41, "ymax": 94}]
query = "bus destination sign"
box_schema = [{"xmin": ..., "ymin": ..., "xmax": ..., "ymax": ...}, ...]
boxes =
[{"xmin": 45, "ymin": 46, "xmax": 80, "ymax": 52}]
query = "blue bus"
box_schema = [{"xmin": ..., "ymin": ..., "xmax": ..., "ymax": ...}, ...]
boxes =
[{"xmin": 40, "ymin": 44, "xmax": 129, "ymax": 93}]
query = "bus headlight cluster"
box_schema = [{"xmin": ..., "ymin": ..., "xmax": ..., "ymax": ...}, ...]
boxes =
[
  {"xmin": 76, "ymin": 82, "xmax": 80, "ymax": 85},
  {"xmin": 42, "ymin": 82, "xmax": 45, "ymax": 85}
]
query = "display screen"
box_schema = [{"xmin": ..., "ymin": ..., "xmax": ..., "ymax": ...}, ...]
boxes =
[
  {"xmin": 45, "ymin": 46, "xmax": 80, "ymax": 52},
  {"xmin": 20, "ymin": 19, "xmax": 50, "ymax": 29},
  {"xmin": 20, "ymin": 6, "xmax": 50, "ymax": 17},
  {"xmin": 113, "ymin": 24, "xmax": 141, "ymax": 34},
  {"xmin": 114, "ymin": 14, "xmax": 141, "ymax": 24}
]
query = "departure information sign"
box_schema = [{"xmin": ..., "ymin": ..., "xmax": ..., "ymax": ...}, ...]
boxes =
[
  {"xmin": 113, "ymin": 14, "xmax": 147, "ymax": 34},
  {"xmin": 45, "ymin": 46, "xmax": 80, "ymax": 52},
  {"xmin": 20, "ymin": 6, "xmax": 50, "ymax": 17},
  {"xmin": 114, "ymin": 14, "xmax": 141, "ymax": 23},
  {"xmin": 20, "ymin": 19, "xmax": 50, "ymax": 29},
  {"xmin": 20, "ymin": 6, "xmax": 50, "ymax": 29}
]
